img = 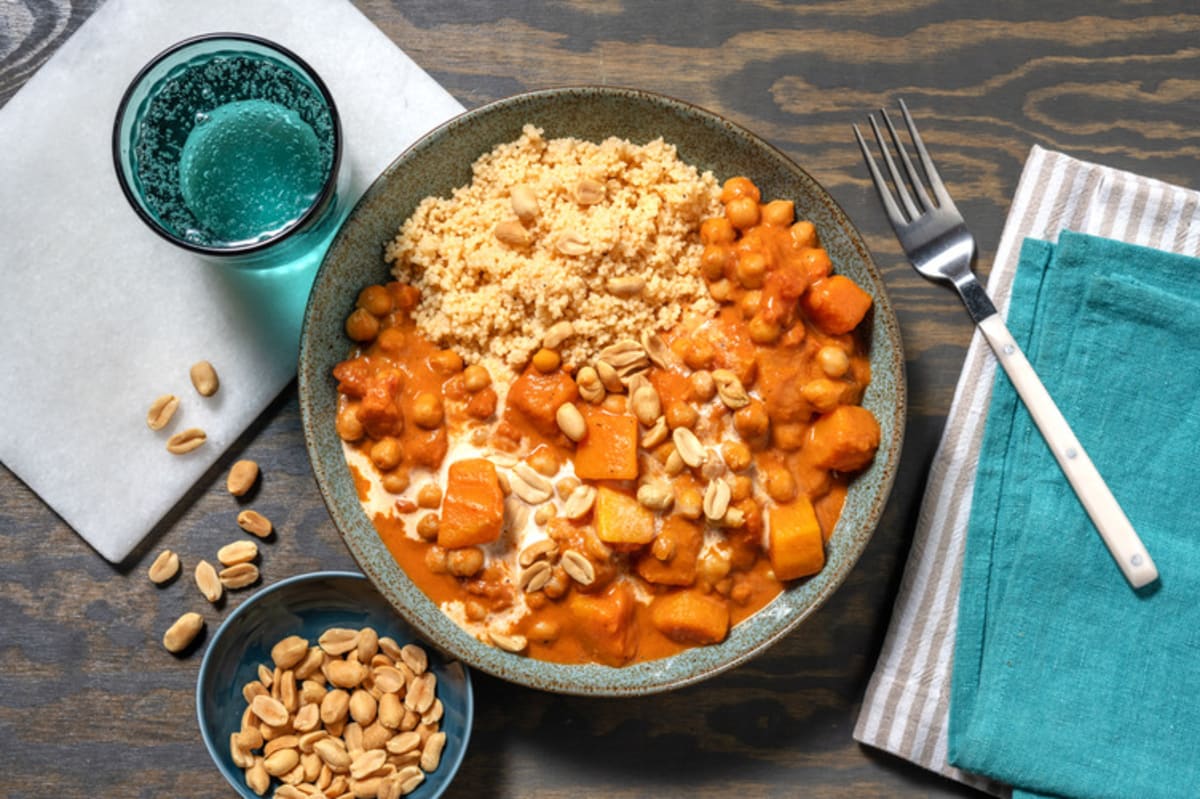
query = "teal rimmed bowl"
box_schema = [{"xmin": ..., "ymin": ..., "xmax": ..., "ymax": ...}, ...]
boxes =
[
  {"xmin": 196, "ymin": 571, "xmax": 472, "ymax": 798},
  {"xmin": 298, "ymin": 87, "xmax": 905, "ymax": 696}
]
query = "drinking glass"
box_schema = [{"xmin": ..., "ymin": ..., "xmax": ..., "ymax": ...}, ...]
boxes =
[{"xmin": 113, "ymin": 33, "xmax": 345, "ymax": 269}]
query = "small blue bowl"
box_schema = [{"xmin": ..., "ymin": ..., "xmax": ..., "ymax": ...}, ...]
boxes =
[{"xmin": 196, "ymin": 571, "xmax": 473, "ymax": 799}]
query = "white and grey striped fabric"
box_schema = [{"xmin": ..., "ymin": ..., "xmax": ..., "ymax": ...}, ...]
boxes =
[{"xmin": 852, "ymin": 145, "xmax": 1200, "ymax": 795}]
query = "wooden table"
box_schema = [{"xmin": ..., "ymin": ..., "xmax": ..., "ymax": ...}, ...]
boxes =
[{"xmin": 3, "ymin": 2, "xmax": 1196, "ymax": 796}]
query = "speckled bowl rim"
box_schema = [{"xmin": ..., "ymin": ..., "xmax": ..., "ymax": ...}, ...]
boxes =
[
  {"xmin": 195, "ymin": 570, "xmax": 474, "ymax": 798},
  {"xmin": 299, "ymin": 86, "xmax": 906, "ymax": 696}
]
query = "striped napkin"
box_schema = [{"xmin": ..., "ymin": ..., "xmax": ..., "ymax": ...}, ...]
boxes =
[{"xmin": 852, "ymin": 145, "xmax": 1200, "ymax": 795}]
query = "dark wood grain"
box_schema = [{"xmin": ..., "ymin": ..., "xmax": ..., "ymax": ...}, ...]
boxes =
[{"xmin": 2, "ymin": 1, "xmax": 1197, "ymax": 796}]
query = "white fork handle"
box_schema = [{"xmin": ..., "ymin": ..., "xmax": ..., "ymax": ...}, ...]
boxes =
[{"xmin": 977, "ymin": 314, "xmax": 1158, "ymax": 589}]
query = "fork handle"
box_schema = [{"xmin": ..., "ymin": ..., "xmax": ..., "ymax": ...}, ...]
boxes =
[{"xmin": 977, "ymin": 313, "xmax": 1159, "ymax": 589}]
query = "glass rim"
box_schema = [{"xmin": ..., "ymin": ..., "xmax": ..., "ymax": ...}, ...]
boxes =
[{"xmin": 111, "ymin": 32, "xmax": 344, "ymax": 258}]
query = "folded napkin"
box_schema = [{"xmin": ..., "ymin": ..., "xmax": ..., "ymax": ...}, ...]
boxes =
[
  {"xmin": 854, "ymin": 146, "xmax": 1200, "ymax": 795},
  {"xmin": 950, "ymin": 232, "xmax": 1200, "ymax": 799},
  {"xmin": 0, "ymin": 0, "xmax": 463, "ymax": 562}
]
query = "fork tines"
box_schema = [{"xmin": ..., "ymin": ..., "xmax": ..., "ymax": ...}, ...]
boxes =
[{"xmin": 853, "ymin": 99, "xmax": 959, "ymax": 228}]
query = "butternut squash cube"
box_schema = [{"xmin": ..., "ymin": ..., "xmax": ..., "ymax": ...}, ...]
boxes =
[
  {"xmin": 650, "ymin": 589, "xmax": 730, "ymax": 645},
  {"xmin": 593, "ymin": 486, "xmax": 656, "ymax": 547},
  {"xmin": 805, "ymin": 405, "xmax": 881, "ymax": 473},
  {"xmin": 568, "ymin": 581, "xmax": 638, "ymax": 666},
  {"xmin": 437, "ymin": 458, "xmax": 504, "ymax": 549},
  {"xmin": 768, "ymin": 496, "xmax": 825, "ymax": 581},
  {"xmin": 573, "ymin": 411, "xmax": 639, "ymax": 481},
  {"xmin": 800, "ymin": 274, "xmax": 873, "ymax": 335}
]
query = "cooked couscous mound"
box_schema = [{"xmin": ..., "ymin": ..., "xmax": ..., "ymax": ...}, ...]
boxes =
[{"xmin": 385, "ymin": 125, "xmax": 722, "ymax": 376}]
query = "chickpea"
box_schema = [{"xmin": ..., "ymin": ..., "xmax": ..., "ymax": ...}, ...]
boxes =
[
  {"xmin": 765, "ymin": 464, "xmax": 798, "ymax": 502},
  {"xmin": 731, "ymin": 474, "xmax": 754, "ymax": 502},
  {"xmin": 735, "ymin": 251, "xmax": 767, "ymax": 289},
  {"xmin": 665, "ymin": 400, "xmax": 699, "ymax": 430},
  {"xmin": 733, "ymin": 399, "xmax": 769, "ymax": 440},
  {"xmin": 446, "ymin": 547, "xmax": 485, "ymax": 578},
  {"xmin": 556, "ymin": 476, "xmax": 582, "ymax": 500},
  {"xmin": 532, "ymin": 348, "xmax": 561, "ymax": 373},
  {"xmin": 739, "ymin": 289, "xmax": 762, "ymax": 320},
  {"xmin": 381, "ymin": 471, "xmax": 409, "ymax": 494},
  {"xmin": 772, "ymin": 422, "xmax": 807, "ymax": 451},
  {"xmin": 376, "ymin": 327, "xmax": 406, "ymax": 354},
  {"xmin": 790, "ymin": 219, "xmax": 817, "ymax": 249},
  {"xmin": 464, "ymin": 600, "xmax": 487, "ymax": 621},
  {"xmin": 817, "ymin": 345, "xmax": 851, "ymax": 378},
  {"xmin": 708, "ymin": 278, "xmax": 733, "ymax": 302},
  {"xmin": 761, "ymin": 199, "xmax": 795, "ymax": 227},
  {"xmin": 542, "ymin": 566, "xmax": 570, "ymax": 599},
  {"xmin": 700, "ymin": 244, "xmax": 729, "ymax": 281},
  {"xmin": 720, "ymin": 176, "xmax": 761, "ymax": 204},
  {"xmin": 725, "ymin": 196, "xmax": 760, "ymax": 231},
  {"xmin": 411, "ymin": 391, "xmax": 444, "ymax": 429},
  {"xmin": 416, "ymin": 513, "xmax": 440, "ymax": 541},
  {"xmin": 730, "ymin": 581, "xmax": 753, "ymax": 604},
  {"xmin": 748, "ymin": 315, "xmax": 781, "ymax": 345},
  {"xmin": 336, "ymin": 404, "xmax": 364, "ymax": 442},
  {"xmin": 780, "ymin": 323, "xmax": 807, "ymax": 347},
  {"xmin": 416, "ymin": 482, "xmax": 443, "ymax": 509},
  {"xmin": 700, "ymin": 217, "xmax": 737, "ymax": 245},
  {"xmin": 681, "ymin": 336, "xmax": 715, "ymax": 370},
  {"xmin": 651, "ymin": 535, "xmax": 676, "ymax": 562},
  {"xmin": 801, "ymin": 379, "xmax": 842, "ymax": 412},
  {"xmin": 688, "ymin": 370, "xmax": 716, "ymax": 402},
  {"xmin": 800, "ymin": 247, "xmax": 833, "ymax": 280},
  {"xmin": 698, "ymin": 547, "xmax": 732, "ymax": 585},
  {"xmin": 425, "ymin": 546, "xmax": 449, "ymax": 575},
  {"xmin": 467, "ymin": 387, "xmax": 498, "ymax": 419},
  {"xmin": 345, "ymin": 308, "xmax": 380, "ymax": 342},
  {"xmin": 369, "ymin": 437, "xmax": 403, "ymax": 471},
  {"xmin": 462, "ymin": 364, "xmax": 491, "ymax": 392},
  {"xmin": 429, "ymin": 349, "xmax": 463, "ymax": 374},
  {"xmin": 356, "ymin": 284, "xmax": 393, "ymax": 317},
  {"xmin": 722, "ymin": 440, "xmax": 752, "ymax": 472},
  {"xmin": 388, "ymin": 282, "xmax": 421, "ymax": 310},
  {"xmin": 527, "ymin": 446, "xmax": 561, "ymax": 478},
  {"xmin": 602, "ymin": 393, "xmax": 628, "ymax": 414},
  {"xmin": 528, "ymin": 619, "xmax": 560, "ymax": 643}
]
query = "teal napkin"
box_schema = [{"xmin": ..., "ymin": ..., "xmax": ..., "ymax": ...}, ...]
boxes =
[{"xmin": 949, "ymin": 231, "xmax": 1200, "ymax": 799}]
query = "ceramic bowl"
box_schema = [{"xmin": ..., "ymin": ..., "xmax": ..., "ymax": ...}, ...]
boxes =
[
  {"xmin": 298, "ymin": 86, "xmax": 905, "ymax": 696},
  {"xmin": 196, "ymin": 571, "xmax": 473, "ymax": 798}
]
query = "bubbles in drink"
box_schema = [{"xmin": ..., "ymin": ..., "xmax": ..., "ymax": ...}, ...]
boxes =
[{"xmin": 132, "ymin": 52, "xmax": 335, "ymax": 248}]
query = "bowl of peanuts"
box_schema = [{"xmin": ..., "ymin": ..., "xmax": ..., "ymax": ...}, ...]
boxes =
[
  {"xmin": 299, "ymin": 87, "xmax": 905, "ymax": 695},
  {"xmin": 196, "ymin": 571, "xmax": 473, "ymax": 799}
]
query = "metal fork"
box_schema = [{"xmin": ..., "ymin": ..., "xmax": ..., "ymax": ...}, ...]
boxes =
[{"xmin": 854, "ymin": 100, "xmax": 1158, "ymax": 589}]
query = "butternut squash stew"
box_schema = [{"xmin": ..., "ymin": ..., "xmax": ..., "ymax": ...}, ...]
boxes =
[{"xmin": 333, "ymin": 128, "xmax": 880, "ymax": 666}]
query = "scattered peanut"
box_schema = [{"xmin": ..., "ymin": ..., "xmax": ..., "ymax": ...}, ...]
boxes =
[
  {"xmin": 226, "ymin": 459, "xmax": 260, "ymax": 496},
  {"xmin": 218, "ymin": 540, "xmax": 259, "ymax": 566},
  {"xmin": 219, "ymin": 562, "xmax": 260, "ymax": 589},
  {"xmin": 146, "ymin": 394, "xmax": 180, "ymax": 431},
  {"xmin": 147, "ymin": 549, "xmax": 180, "ymax": 584},
  {"xmin": 237, "ymin": 509, "xmax": 274, "ymax": 538},
  {"xmin": 166, "ymin": 427, "xmax": 206, "ymax": 454},
  {"xmin": 162, "ymin": 611, "xmax": 204, "ymax": 653},
  {"xmin": 190, "ymin": 360, "xmax": 220, "ymax": 396},
  {"xmin": 194, "ymin": 559, "xmax": 222, "ymax": 603}
]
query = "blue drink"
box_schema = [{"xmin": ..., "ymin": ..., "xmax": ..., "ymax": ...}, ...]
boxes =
[{"xmin": 114, "ymin": 35, "xmax": 343, "ymax": 267}]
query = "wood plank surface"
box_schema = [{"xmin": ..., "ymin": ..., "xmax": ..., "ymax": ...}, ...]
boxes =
[{"xmin": 2, "ymin": 1, "xmax": 1197, "ymax": 797}]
